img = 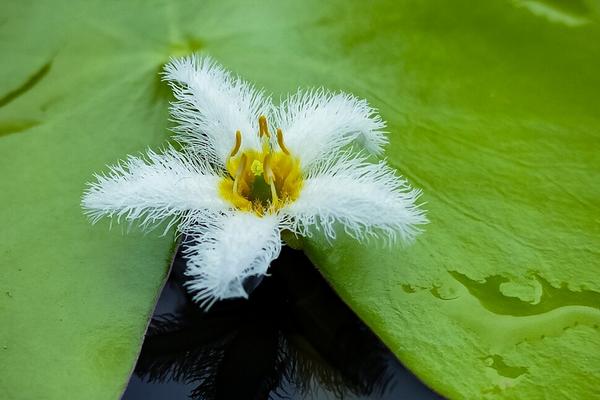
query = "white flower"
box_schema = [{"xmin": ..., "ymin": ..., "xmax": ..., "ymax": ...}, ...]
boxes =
[{"xmin": 82, "ymin": 55, "xmax": 428, "ymax": 308}]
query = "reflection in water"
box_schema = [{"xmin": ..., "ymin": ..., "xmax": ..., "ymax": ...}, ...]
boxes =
[{"xmin": 123, "ymin": 245, "xmax": 443, "ymax": 400}]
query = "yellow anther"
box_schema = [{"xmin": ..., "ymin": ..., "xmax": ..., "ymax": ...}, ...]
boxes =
[
  {"xmin": 263, "ymin": 154, "xmax": 273, "ymax": 184},
  {"xmin": 232, "ymin": 153, "xmax": 247, "ymax": 195},
  {"xmin": 229, "ymin": 130, "xmax": 242, "ymax": 157},
  {"xmin": 276, "ymin": 128, "xmax": 290, "ymax": 155},
  {"xmin": 269, "ymin": 181, "xmax": 279, "ymax": 204},
  {"xmin": 219, "ymin": 123, "xmax": 301, "ymax": 213},
  {"xmin": 258, "ymin": 115, "xmax": 270, "ymax": 138},
  {"xmin": 263, "ymin": 154, "xmax": 279, "ymax": 203}
]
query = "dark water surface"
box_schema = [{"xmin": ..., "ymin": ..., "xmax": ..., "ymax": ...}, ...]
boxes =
[{"xmin": 122, "ymin": 246, "xmax": 443, "ymax": 400}]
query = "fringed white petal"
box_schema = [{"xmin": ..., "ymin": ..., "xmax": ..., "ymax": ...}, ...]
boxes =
[
  {"xmin": 282, "ymin": 152, "xmax": 428, "ymax": 244},
  {"xmin": 183, "ymin": 212, "xmax": 282, "ymax": 308},
  {"xmin": 274, "ymin": 89, "xmax": 387, "ymax": 169},
  {"xmin": 163, "ymin": 55, "xmax": 269, "ymax": 165},
  {"xmin": 82, "ymin": 147, "xmax": 228, "ymax": 234}
]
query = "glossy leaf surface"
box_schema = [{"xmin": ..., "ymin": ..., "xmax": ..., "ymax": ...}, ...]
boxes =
[{"xmin": 1, "ymin": 0, "xmax": 598, "ymax": 399}]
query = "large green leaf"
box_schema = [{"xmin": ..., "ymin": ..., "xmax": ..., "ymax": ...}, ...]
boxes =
[
  {"xmin": 302, "ymin": 2, "xmax": 600, "ymax": 399},
  {"xmin": 0, "ymin": 2, "xmax": 181, "ymax": 399},
  {"xmin": 1, "ymin": 0, "xmax": 598, "ymax": 399}
]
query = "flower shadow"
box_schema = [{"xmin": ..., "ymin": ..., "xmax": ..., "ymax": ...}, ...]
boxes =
[{"xmin": 124, "ymin": 245, "xmax": 441, "ymax": 400}]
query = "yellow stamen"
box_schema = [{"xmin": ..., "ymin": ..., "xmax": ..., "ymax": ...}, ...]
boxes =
[
  {"xmin": 269, "ymin": 181, "xmax": 278, "ymax": 204},
  {"xmin": 270, "ymin": 181, "xmax": 279, "ymax": 204},
  {"xmin": 276, "ymin": 128, "xmax": 290, "ymax": 155},
  {"xmin": 229, "ymin": 130, "xmax": 242, "ymax": 157},
  {"xmin": 219, "ymin": 116, "xmax": 303, "ymax": 214},
  {"xmin": 263, "ymin": 153, "xmax": 279, "ymax": 203},
  {"xmin": 232, "ymin": 153, "xmax": 247, "ymax": 195},
  {"xmin": 263, "ymin": 154, "xmax": 273, "ymax": 184},
  {"xmin": 258, "ymin": 115, "xmax": 270, "ymax": 138}
]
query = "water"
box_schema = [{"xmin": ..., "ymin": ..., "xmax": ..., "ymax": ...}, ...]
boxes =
[{"xmin": 122, "ymin": 246, "xmax": 443, "ymax": 400}]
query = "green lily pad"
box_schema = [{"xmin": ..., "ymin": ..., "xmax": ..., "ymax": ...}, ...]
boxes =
[
  {"xmin": 300, "ymin": 1, "xmax": 600, "ymax": 398},
  {"xmin": 0, "ymin": 2, "xmax": 179, "ymax": 399},
  {"xmin": 1, "ymin": 0, "xmax": 598, "ymax": 399}
]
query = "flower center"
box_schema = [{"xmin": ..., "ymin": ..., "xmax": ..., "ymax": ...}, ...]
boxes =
[{"xmin": 218, "ymin": 116, "xmax": 303, "ymax": 214}]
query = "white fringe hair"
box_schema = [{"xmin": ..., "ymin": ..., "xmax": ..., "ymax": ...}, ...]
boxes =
[
  {"xmin": 82, "ymin": 54, "xmax": 428, "ymax": 308},
  {"xmin": 183, "ymin": 212, "xmax": 282, "ymax": 309},
  {"xmin": 282, "ymin": 151, "xmax": 427, "ymax": 244}
]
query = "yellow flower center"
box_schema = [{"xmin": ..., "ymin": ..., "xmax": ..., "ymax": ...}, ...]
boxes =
[{"xmin": 219, "ymin": 116, "xmax": 303, "ymax": 215}]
